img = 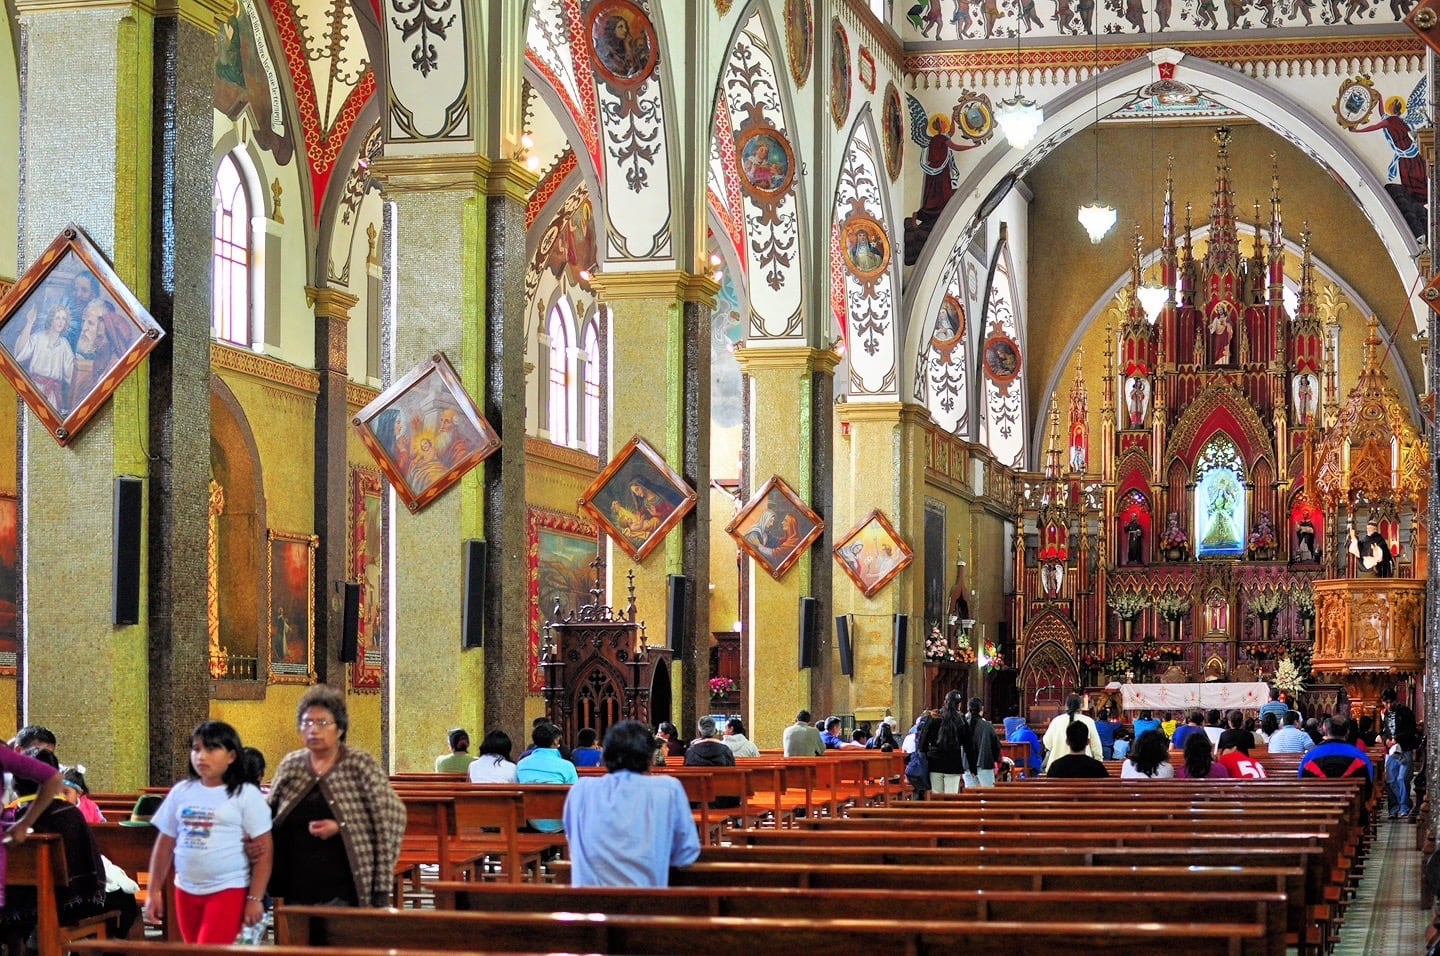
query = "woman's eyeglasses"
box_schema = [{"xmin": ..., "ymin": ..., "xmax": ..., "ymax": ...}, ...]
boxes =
[{"xmin": 299, "ymin": 719, "xmax": 334, "ymax": 729}]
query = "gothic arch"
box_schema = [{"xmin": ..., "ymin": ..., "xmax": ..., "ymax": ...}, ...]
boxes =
[
  {"xmin": 210, "ymin": 375, "xmax": 268, "ymax": 674},
  {"xmin": 900, "ymin": 49, "xmax": 1421, "ymax": 403},
  {"xmin": 1018, "ymin": 636, "xmax": 1079, "ymax": 718},
  {"xmin": 1020, "ymin": 608, "xmax": 1077, "ymax": 660},
  {"xmin": 1167, "ymin": 383, "xmax": 1273, "ymax": 473}
]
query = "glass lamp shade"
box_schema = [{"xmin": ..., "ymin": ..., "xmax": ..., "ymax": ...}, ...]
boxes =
[
  {"xmin": 1077, "ymin": 201, "xmax": 1117, "ymax": 244},
  {"xmin": 1137, "ymin": 281, "xmax": 1169, "ymax": 323},
  {"xmin": 994, "ymin": 95, "xmax": 1043, "ymax": 149}
]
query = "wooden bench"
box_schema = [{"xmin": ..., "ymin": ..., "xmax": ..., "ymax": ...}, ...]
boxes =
[
  {"xmin": 6, "ymin": 833, "xmax": 118, "ymax": 956},
  {"xmin": 274, "ymin": 902, "xmax": 1268, "ymax": 955},
  {"xmin": 70, "ymin": 943, "xmax": 555, "ymax": 956}
]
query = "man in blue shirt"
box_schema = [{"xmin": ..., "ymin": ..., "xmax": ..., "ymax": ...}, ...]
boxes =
[
  {"xmin": 1093, "ymin": 709, "xmax": 1118, "ymax": 760},
  {"xmin": 516, "ymin": 723, "xmax": 577, "ymax": 832},
  {"xmin": 1259, "ymin": 687, "xmax": 1289, "ymax": 724},
  {"xmin": 1169, "ymin": 711, "xmax": 1205, "ymax": 751},
  {"xmin": 1267, "ymin": 710, "xmax": 1314, "ymax": 754},
  {"xmin": 1003, "ymin": 716, "xmax": 1043, "ymax": 777},
  {"xmin": 562, "ymin": 720, "xmax": 700, "ymax": 887},
  {"xmin": 820, "ymin": 717, "xmax": 846, "ymax": 749}
]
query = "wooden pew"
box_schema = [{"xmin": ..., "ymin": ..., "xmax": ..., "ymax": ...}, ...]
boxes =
[
  {"xmin": 430, "ymin": 881, "xmax": 1286, "ymax": 956},
  {"xmin": 5, "ymin": 833, "xmax": 117, "ymax": 956},
  {"xmin": 90, "ymin": 821, "xmax": 179, "ymax": 942},
  {"xmin": 71, "ymin": 943, "xmax": 555, "ymax": 956},
  {"xmin": 274, "ymin": 902, "xmax": 1268, "ymax": 955}
]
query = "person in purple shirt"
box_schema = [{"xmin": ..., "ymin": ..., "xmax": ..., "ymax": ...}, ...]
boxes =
[
  {"xmin": 0, "ymin": 744, "xmax": 67, "ymax": 905},
  {"xmin": 562, "ymin": 721, "xmax": 700, "ymax": 887}
]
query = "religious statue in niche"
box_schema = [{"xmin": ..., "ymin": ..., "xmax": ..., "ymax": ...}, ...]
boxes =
[
  {"xmin": 1126, "ymin": 376, "xmax": 1149, "ymax": 428},
  {"xmin": 1295, "ymin": 508, "xmax": 1318, "ymax": 561},
  {"xmin": 1041, "ymin": 559, "xmax": 1064, "ymax": 598},
  {"xmin": 1348, "ymin": 517, "xmax": 1395, "ymax": 577},
  {"xmin": 1125, "ymin": 514, "xmax": 1144, "ymax": 565},
  {"xmin": 1198, "ymin": 471, "xmax": 1243, "ymax": 554},
  {"xmin": 1204, "ymin": 591, "xmax": 1230, "ymax": 635},
  {"xmin": 1293, "ymin": 373, "xmax": 1317, "ymax": 425},
  {"xmin": 1208, "ymin": 301, "xmax": 1236, "ymax": 365}
]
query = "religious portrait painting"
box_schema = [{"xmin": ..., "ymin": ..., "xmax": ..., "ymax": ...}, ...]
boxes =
[
  {"xmin": 882, "ymin": 82, "xmax": 904, "ymax": 181},
  {"xmin": 529, "ymin": 509, "xmax": 598, "ymax": 694},
  {"xmin": 829, "ymin": 19, "xmax": 850, "ymax": 129},
  {"xmin": 834, "ymin": 510, "xmax": 914, "ymax": 599},
  {"xmin": 728, "ymin": 475, "xmax": 824, "ymax": 581},
  {"xmin": 784, "ymin": 0, "xmax": 813, "ymax": 88},
  {"xmin": 585, "ymin": 0, "xmax": 659, "ymax": 89},
  {"xmin": 0, "ymin": 224, "xmax": 164, "ymax": 446},
  {"xmin": 353, "ymin": 352, "xmax": 501, "ymax": 514},
  {"xmin": 839, "ymin": 214, "xmax": 890, "ymax": 281},
  {"xmin": 579, "ymin": 435, "xmax": 697, "ymax": 563},
  {"xmin": 981, "ymin": 333, "xmax": 1022, "ymax": 386},
  {"xmin": 1195, "ymin": 465, "xmax": 1246, "ymax": 558},
  {"xmin": 348, "ymin": 468, "xmax": 384, "ymax": 692},
  {"xmin": 267, "ymin": 530, "xmax": 316, "ymax": 684},
  {"xmin": 736, "ymin": 125, "xmax": 796, "ymax": 201},
  {"xmin": 923, "ymin": 499, "xmax": 945, "ymax": 629},
  {"xmin": 0, "ymin": 495, "xmax": 16, "ymax": 673},
  {"xmin": 932, "ymin": 295, "xmax": 964, "ymax": 351}
]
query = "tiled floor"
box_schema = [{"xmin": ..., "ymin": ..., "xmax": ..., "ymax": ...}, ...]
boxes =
[{"xmin": 1333, "ymin": 814, "xmax": 1429, "ymax": 956}]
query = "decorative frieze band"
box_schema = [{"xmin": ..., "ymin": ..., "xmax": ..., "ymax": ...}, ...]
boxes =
[{"xmin": 211, "ymin": 342, "xmax": 320, "ymax": 395}]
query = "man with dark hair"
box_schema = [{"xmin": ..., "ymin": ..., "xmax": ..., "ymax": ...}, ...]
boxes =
[
  {"xmin": 1169, "ymin": 711, "xmax": 1206, "ymax": 751},
  {"xmin": 15, "ymin": 725, "xmax": 56, "ymax": 752},
  {"xmin": 1093, "ymin": 708, "xmax": 1117, "ymax": 760},
  {"xmin": 1380, "ymin": 688, "xmax": 1418, "ymax": 818},
  {"xmin": 1202, "ymin": 708, "xmax": 1224, "ymax": 748},
  {"xmin": 435, "ymin": 728, "xmax": 475, "ymax": 773},
  {"xmin": 1259, "ymin": 687, "xmax": 1289, "ymax": 723},
  {"xmin": 1046, "ymin": 722, "xmax": 1109, "ymax": 778},
  {"xmin": 562, "ymin": 720, "xmax": 700, "ymax": 887},
  {"xmin": 1299, "ymin": 716, "xmax": 1374, "ymax": 787},
  {"xmin": 820, "ymin": 717, "xmax": 845, "ymax": 749},
  {"xmin": 516, "ymin": 723, "xmax": 577, "ymax": 832},
  {"xmin": 722, "ymin": 718, "xmax": 760, "ymax": 758},
  {"xmin": 1216, "ymin": 728, "xmax": 1267, "ymax": 779},
  {"xmin": 783, "ymin": 709, "xmax": 823, "ymax": 757},
  {"xmin": 1267, "ymin": 710, "xmax": 1314, "ymax": 754}
]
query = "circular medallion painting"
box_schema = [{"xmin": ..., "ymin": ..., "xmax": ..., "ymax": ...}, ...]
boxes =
[
  {"xmin": 785, "ymin": 0, "xmax": 813, "ymax": 88},
  {"xmin": 982, "ymin": 333, "xmax": 1022, "ymax": 385},
  {"xmin": 586, "ymin": 0, "xmax": 659, "ymax": 89},
  {"xmin": 882, "ymin": 82, "xmax": 903, "ymax": 182},
  {"xmin": 829, "ymin": 20, "xmax": 850, "ymax": 129},
  {"xmin": 953, "ymin": 89, "xmax": 995, "ymax": 143},
  {"xmin": 839, "ymin": 215, "xmax": 889, "ymax": 280},
  {"xmin": 736, "ymin": 125, "xmax": 795, "ymax": 200},
  {"xmin": 933, "ymin": 295, "xmax": 964, "ymax": 346},
  {"xmin": 1333, "ymin": 75, "xmax": 1380, "ymax": 129}
]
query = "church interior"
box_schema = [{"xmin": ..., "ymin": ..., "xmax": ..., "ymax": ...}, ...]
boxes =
[{"xmin": 0, "ymin": 0, "xmax": 1434, "ymax": 818}]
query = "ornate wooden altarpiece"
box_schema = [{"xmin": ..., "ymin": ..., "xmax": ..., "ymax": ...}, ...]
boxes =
[{"xmin": 539, "ymin": 554, "xmax": 673, "ymax": 747}]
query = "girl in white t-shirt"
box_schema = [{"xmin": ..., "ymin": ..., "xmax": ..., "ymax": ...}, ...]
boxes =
[{"xmin": 143, "ymin": 721, "xmax": 273, "ymax": 943}]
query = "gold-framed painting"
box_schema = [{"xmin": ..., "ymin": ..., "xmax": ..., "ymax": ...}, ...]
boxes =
[
  {"xmin": 839, "ymin": 213, "xmax": 890, "ymax": 281},
  {"xmin": 353, "ymin": 352, "xmax": 501, "ymax": 513},
  {"xmin": 0, "ymin": 224, "xmax": 164, "ymax": 445},
  {"xmin": 579, "ymin": 435, "xmax": 697, "ymax": 563},
  {"xmin": 834, "ymin": 509, "xmax": 914, "ymax": 599},
  {"xmin": 727, "ymin": 475, "xmax": 824, "ymax": 581},
  {"xmin": 268, "ymin": 529, "xmax": 317, "ymax": 685},
  {"xmin": 528, "ymin": 508, "xmax": 598, "ymax": 693},
  {"xmin": 348, "ymin": 467, "xmax": 384, "ymax": 693}
]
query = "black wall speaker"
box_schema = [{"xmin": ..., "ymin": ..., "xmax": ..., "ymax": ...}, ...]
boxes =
[
  {"xmin": 340, "ymin": 583, "xmax": 361, "ymax": 663},
  {"xmin": 798, "ymin": 596, "xmax": 819, "ymax": 669},
  {"xmin": 892, "ymin": 613, "xmax": 909, "ymax": 674},
  {"xmin": 666, "ymin": 575, "xmax": 688, "ymax": 653},
  {"xmin": 113, "ymin": 477, "xmax": 143, "ymax": 626},
  {"xmin": 836, "ymin": 615, "xmax": 854, "ymax": 677},
  {"xmin": 461, "ymin": 540, "xmax": 486, "ymax": 649}
]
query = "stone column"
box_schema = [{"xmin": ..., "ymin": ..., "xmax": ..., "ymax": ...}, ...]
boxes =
[
  {"xmin": 833, "ymin": 402, "xmax": 930, "ymax": 722},
  {"xmin": 589, "ymin": 272, "xmax": 715, "ymax": 731},
  {"xmin": 369, "ymin": 155, "xmax": 491, "ymax": 770},
  {"xmin": 733, "ymin": 346, "xmax": 838, "ymax": 747},
  {"xmin": 307, "ymin": 286, "xmax": 358, "ymax": 685}
]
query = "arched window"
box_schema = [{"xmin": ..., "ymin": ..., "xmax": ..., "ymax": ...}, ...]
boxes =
[
  {"xmin": 582, "ymin": 318, "xmax": 600, "ymax": 455},
  {"xmin": 547, "ymin": 304, "xmax": 570, "ymax": 447},
  {"xmin": 212, "ymin": 154, "xmax": 253, "ymax": 346}
]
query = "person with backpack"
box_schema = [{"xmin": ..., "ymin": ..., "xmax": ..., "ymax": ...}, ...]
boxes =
[
  {"xmin": 1040, "ymin": 695, "xmax": 1101, "ymax": 773},
  {"xmin": 917, "ymin": 691, "xmax": 968, "ymax": 794},
  {"xmin": 960, "ymin": 698, "xmax": 1001, "ymax": 788}
]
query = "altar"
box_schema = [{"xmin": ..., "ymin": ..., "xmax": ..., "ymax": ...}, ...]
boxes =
[{"xmin": 1119, "ymin": 682, "xmax": 1270, "ymax": 713}]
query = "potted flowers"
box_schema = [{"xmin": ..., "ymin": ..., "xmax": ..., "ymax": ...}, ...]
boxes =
[
  {"xmin": 1273, "ymin": 655, "xmax": 1306, "ymax": 699},
  {"xmin": 1249, "ymin": 587, "xmax": 1284, "ymax": 641},
  {"xmin": 924, "ymin": 625, "xmax": 954, "ymax": 662},
  {"xmin": 1155, "ymin": 592, "xmax": 1191, "ymax": 641},
  {"xmin": 1159, "ymin": 513, "xmax": 1188, "ymax": 561},
  {"xmin": 1246, "ymin": 511, "xmax": 1278, "ymax": 560},
  {"xmin": 1108, "ymin": 591, "xmax": 1149, "ymax": 642},
  {"xmin": 709, "ymin": 676, "xmax": 736, "ymax": 699}
]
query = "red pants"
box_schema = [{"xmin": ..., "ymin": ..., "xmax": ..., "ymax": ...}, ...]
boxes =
[{"xmin": 174, "ymin": 885, "xmax": 246, "ymax": 944}]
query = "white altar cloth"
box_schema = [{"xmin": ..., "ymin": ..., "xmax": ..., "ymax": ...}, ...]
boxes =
[{"xmin": 1119, "ymin": 682, "xmax": 1269, "ymax": 712}]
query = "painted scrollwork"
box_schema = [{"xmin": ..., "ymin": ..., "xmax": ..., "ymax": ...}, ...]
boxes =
[
  {"xmin": 389, "ymin": 0, "xmax": 457, "ymax": 77},
  {"xmin": 834, "ymin": 124, "xmax": 897, "ymax": 395}
]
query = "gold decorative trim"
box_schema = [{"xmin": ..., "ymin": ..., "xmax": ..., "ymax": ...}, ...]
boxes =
[
  {"xmin": 525, "ymin": 436, "xmax": 601, "ymax": 473},
  {"xmin": 369, "ymin": 153, "xmax": 491, "ymax": 194},
  {"xmin": 0, "ymin": 279, "xmax": 11, "ymax": 301},
  {"xmin": 347, "ymin": 382, "xmax": 380, "ymax": 410},
  {"xmin": 838, "ymin": 401, "xmax": 932, "ymax": 427},
  {"xmin": 211, "ymin": 342, "xmax": 320, "ymax": 396},
  {"xmin": 589, "ymin": 270, "xmax": 721, "ymax": 306},
  {"xmin": 484, "ymin": 158, "xmax": 540, "ymax": 204},
  {"xmin": 305, "ymin": 285, "xmax": 360, "ymax": 321},
  {"xmin": 733, "ymin": 345, "xmax": 843, "ymax": 376}
]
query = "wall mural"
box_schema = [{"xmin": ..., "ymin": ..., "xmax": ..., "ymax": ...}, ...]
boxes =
[
  {"xmin": 383, "ymin": 0, "xmax": 470, "ymax": 139},
  {"xmin": 830, "ymin": 20, "xmax": 851, "ymax": 129},
  {"xmin": 980, "ymin": 260, "xmax": 1025, "ymax": 468},
  {"xmin": 785, "ymin": 0, "xmax": 814, "ymax": 87},
  {"xmin": 903, "ymin": 91, "xmax": 991, "ymax": 265},
  {"xmin": 1335, "ymin": 74, "xmax": 1429, "ymax": 240},
  {"xmin": 835, "ymin": 123, "xmax": 898, "ymax": 396},
  {"xmin": 722, "ymin": 10, "xmax": 805, "ymax": 339},
  {"xmin": 529, "ymin": 509, "xmax": 598, "ymax": 694},
  {"xmin": 215, "ymin": 0, "xmax": 294, "ymax": 164},
  {"xmin": 882, "ymin": 83, "xmax": 904, "ymax": 181},
  {"xmin": 348, "ymin": 468, "xmax": 384, "ymax": 692},
  {"xmin": 915, "ymin": 250, "xmax": 977, "ymax": 436}
]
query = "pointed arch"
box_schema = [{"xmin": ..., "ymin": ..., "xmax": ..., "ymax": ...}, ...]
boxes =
[
  {"xmin": 210, "ymin": 375, "xmax": 269, "ymax": 674},
  {"xmin": 979, "ymin": 243, "xmax": 1025, "ymax": 468},
  {"xmin": 833, "ymin": 108, "xmax": 898, "ymax": 397}
]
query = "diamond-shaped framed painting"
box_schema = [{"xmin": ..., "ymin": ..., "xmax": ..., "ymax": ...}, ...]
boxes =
[
  {"xmin": 0, "ymin": 224, "xmax": 164, "ymax": 445},
  {"xmin": 727, "ymin": 475, "xmax": 824, "ymax": 581},
  {"xmin": 579, "ymin": 435, "xmax": 697, "ymax": 563},
  {"xmin": 833, "ymin": 509, "xmax": 914, "ymax": 599}
]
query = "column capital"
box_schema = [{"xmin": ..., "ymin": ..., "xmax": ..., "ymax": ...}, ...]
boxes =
[
  {"xmin": 305, "ymin": 285, "xmax": 360, "ymax": 322},
  {"xmin": 590, "ymin": 270, "xmax": 720, "ymax": 306},
  {"xmin": 370, "ymin": 153, "xmax": 491, "ymax": 195},
  {"xmin": 733, "ymin": 345, "xmax": 842, "ymax": 377},
  {"xmin": 838, "ymin": 401, "xmax": 932, "ymax": 428},
  {"xmin": 484, "ymin": 159, "xmax": 539, "ymax": 205},
  {"xmin": 17, "ymin": 0, "xmax": 229, "ymax": 31}
]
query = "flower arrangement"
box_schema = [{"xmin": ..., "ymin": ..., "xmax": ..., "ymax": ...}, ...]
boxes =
[
  {"xmin": 1294, "ymin": 589, "xmax": 1315, "ymax": 618},
  {"xmin": 924, "ymin": 626, "xmax": 954, "ymax": 662},
  {"xmin": 1080, "ymin": 652, "xmax": 1103, "ymax": 671},
  {"xmin": 1155, "ymin": 592, "xmax": 1192, "ymax": 621},
  {"xmin": 1249, "ymin": 588, "xmax": 1285, "ymax": 617},
  {"xmin": 979, "ymin": 640, "xmax": 1004, "ymax": 672},
  {"xmin": 1273, "ymin": 655, "xmax": 1306, "ymax": 697},
  {"xmin": 1159, "ymin": 514, "xmax": 1188, "ymax": 552},
  {"xmin": 1108, "ymin": 591, "xmax": 1149, "ymax": 620},
  {"xmin": 1136, "ymin": 645, "xmax": 1161, "ymax": 665},
  {"xmin": 1247, "ymin": 511, "xmax": 1278, "ymax": 555},
  {"xmin": 1242, "ymin": 641, "xmax": 1282, "ymax": 660},
  {"xmin": 1106, "ymin": 654, "xmax": 1132, "ymax": 676},
  {"xmin": 709, "ymin": 676, "xmax": 736, "ymax": 697},
  {"xmin": 954, "ymin": 633, "xmax": 977, "ymax": 664},
  {"xmin": 1157, "ymin": 643, "xmax": 1185, "ymax": 659}
]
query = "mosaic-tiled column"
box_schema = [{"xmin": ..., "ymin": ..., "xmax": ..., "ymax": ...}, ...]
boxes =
[
  {"xmin": 589, "ymin": 272, "xmax": 715, "ymax": 733},
  {"xmin": 733, "ymin": 346, "xmax": 837, "ymax": 747}
]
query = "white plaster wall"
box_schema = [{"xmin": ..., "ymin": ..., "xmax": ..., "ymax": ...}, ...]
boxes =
[{"xmin": 0, "ymin": 15, "xmax": 18, "ymax": 281}]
